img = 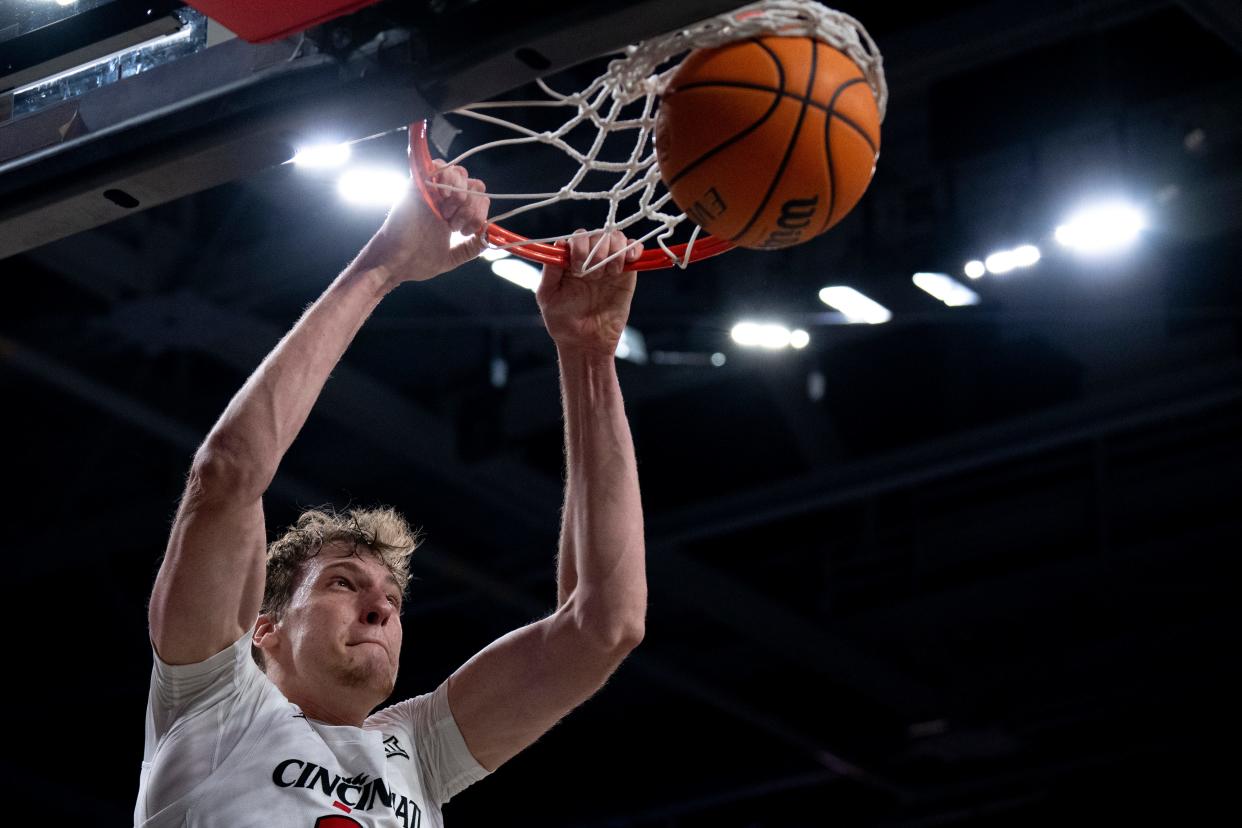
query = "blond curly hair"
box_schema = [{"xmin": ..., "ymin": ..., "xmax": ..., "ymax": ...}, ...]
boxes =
[{"xmin": 252, "ymin": 506, "xmax": 420, "ymax": 670}]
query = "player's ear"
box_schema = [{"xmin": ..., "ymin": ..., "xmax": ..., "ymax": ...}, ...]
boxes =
[{"xmin": 253, "ymin": 613, "xmax": 280, "ymax": 653}]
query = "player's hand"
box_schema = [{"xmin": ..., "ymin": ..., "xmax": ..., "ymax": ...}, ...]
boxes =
[
  {"xmin": 536, "ymin": 229, "xmax": 641, "ymax": 356},
  {"xmin": 363, "ymin": 160, "xmax": 490, "ymax": 288}
]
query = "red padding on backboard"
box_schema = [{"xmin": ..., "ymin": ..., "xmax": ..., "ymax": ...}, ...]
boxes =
[{"xmin": 185, "ymin": 1, "xmax": 382, "ymax": 43}]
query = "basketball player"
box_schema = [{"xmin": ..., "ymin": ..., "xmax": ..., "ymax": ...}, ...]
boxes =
[{"xmin": 135, "ymin": 161, "xmax": 646, "ymax": 827}]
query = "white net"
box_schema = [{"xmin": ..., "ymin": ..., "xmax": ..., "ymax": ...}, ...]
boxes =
[{"xmin": 429, "ymin": 0, "xmax": 887, "ymax": 272}]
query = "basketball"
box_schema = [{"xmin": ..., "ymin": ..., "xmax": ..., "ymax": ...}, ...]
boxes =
[{"xmin": 655, "ymin": 36, "xmax": 881, "ymax": 250}]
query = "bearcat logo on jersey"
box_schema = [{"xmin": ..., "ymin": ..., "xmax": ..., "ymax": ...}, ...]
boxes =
[
  {"xmin": 383, "ymin": 734, "xmax": 410, "ymax": 760},
  {"xmin": 273, "ymin": 759, "xmax": 423, "ymax": 828}
]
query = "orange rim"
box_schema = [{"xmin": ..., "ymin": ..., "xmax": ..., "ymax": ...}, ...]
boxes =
[{"xmin": 408, "ymin": 120, "xmax": 734, "ymax": 271}]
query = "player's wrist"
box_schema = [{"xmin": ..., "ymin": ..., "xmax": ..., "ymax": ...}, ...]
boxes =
[
  {"xmin": 555, "ymin": 340, "xmax": 619, "ymax": 369},
  {"xmin": 350, "ymin": 237, "xmax": 439, "ymax": 292},
  {"xmin": 342, "ymin": 254, "xmax": 399, "ymax": 298}
]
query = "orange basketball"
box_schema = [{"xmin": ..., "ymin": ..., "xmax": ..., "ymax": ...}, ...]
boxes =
[{"xmin": 655, "ymin": 36, "xmax": 881, "ymax": 250}]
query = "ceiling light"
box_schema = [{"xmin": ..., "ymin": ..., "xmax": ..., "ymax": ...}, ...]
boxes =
[
  {"xmin": 732, "ymin": 322, "xmax": 791, "ymax": 348},
  {"xmin": 336, "ymin": 168, "xmax": 408, "ymax": 208},
  {"xmin": 730, "ymin": 324, "xmax": 809, "ymax": 350},
  {"xmin": 964, "ymin": 260, "xmax": 986, "ymax": 279},
  {"xmin": 1055, "ymin": 202, "xmax": 1146, "ymax": 254},
  {"xmin": 984, "ymin": 250, "xmax": 1016, "ymax": 274},
  {"xmin": 912, "ymin": 272, "xmax": 980, "ymax": 307},
  {"xmin": 292, "ymin": 142, "xmax": 351, "ymax": 168},
  {"xmin": 817, "ymin": 286, "xmax": 891, "ymax": 324},
  {"xmin": 491, "ymin": 258, "xmax": 541, "ymax": 291},
  {"xmin": 983, "ymin": 243, "xmax": 1040, "ymax": 275},
  {"xmin": 616, "ymin": 327, "xmax": 648, "ymax": 364},
  {"xmin": 479, "ymin": 246, "xmax": 511, "ymax": 262},
  {"xmin": 1011, "ymin": 244, "xmax": 1041, "ymax": 267}
]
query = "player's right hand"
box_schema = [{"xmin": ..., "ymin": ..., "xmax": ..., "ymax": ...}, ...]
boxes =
[{"xmin": 363, "ymin": 160, "xmax": 491, "ymax": 288}]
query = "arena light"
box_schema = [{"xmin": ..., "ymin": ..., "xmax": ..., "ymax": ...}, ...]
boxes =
[
  {"xmin": 292, "ymin": 142, "xmax": 351, "ymax": 168},
  {"xmin": 336, "ymin": 168, "xmax": 408, "ymax": 208},
  {"xmin": 447, "ymin": 231, "xmax": 494, "ymax": 251},
  {"xmin": 984, "ymin": 243, "xmax": 1040, "ymax": 275},
  {"xmin": 984, "ymin": 250, "xmax": 1015, "ymax": 274},
  {"xmin": 479, "ymin": 246, "xmax": 512, "ymax": 262},
  {"xmin": 964, "ymin": 260, "xmax": 986, "ymax": 279},
  {"xmin": 912, "ymin": 272, "xmax": 980, "ymax": 307},
  {"xmin": 491, "ymin": 258, "xmax": 542, "ymax": 291},
  {"xmin": 818, "ymin": 286, "xmax": 891, "ymax": 324},
  {"xmin": 1055, "ymin": 202, "xmax": 1146, "ymax": 254},
  {"xmin": 1012, "ymin": 244, "xmax": 1041, "ymax": 267},
  {"xmin": 615, "ymin": 327, "xmax": 648, "ymax": 364},
  {"xmin": 732, "ymin": 322, "xmax": 813, "ymax": 349}
]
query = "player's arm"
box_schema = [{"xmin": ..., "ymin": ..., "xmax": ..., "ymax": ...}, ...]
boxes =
[
  {"xmin": 148, "ymin": 164, "xmax": 490, "ymax": 665},
  {"xmin": 447, "ymin": 230, "xmax": 646, "ymax": 772}
]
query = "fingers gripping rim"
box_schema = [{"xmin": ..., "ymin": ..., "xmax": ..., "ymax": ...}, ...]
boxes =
[{"xmin": 408, "ymin": 120, "xmax": 734, "ymax": 271}]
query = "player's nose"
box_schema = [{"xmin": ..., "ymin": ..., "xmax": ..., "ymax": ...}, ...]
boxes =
[{"xmin": 360, "ymin": 589, "xmax": 395, "ymax": 626}]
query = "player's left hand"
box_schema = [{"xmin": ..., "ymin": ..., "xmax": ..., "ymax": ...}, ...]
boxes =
[{"xmin": 536, "ymin": 229, "xmax": 641, "ymax": 356}]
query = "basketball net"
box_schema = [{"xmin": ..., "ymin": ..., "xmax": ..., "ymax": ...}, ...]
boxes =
[{"xmin": 409, "ymin": 0, "xmax": 887, "ymax": 272}]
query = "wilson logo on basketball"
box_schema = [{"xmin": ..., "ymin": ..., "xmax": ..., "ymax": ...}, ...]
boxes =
[
  {"xmin": 760, "ymin": 195, "xmax": 821, "ymax": 248},
  {"xmin": 685, "ymin": 186, "xmax": 728, "ymax": 226}
]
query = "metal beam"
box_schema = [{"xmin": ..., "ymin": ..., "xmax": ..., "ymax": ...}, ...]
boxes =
[
  {"xmin": 1178, "ymin": 0, "xmax": 1242, "ymax": 54},
  {"xmin": 647, "ymin": 545, "xmax": 946, "ymax": 718},
  {"xmin": 881, "ymin": 0, "xmax": 1170, "ymax": 96},
  {"xmin": 651, "ymin": 360, "xmax": 1242, "ymax": 546}
]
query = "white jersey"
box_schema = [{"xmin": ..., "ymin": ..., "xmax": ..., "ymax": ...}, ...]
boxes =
[{"xmin": 135, "ymin": 624, "xmax": 489, "ymax": 827}]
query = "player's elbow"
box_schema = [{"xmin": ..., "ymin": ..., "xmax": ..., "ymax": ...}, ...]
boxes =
[
  {"xmin": 577, "ymin": 611, "xmax": 645, "ymax": 655},
  {"xmin": 612, "ymin": 620, "xmax": 645, "ymax": 653},
  {"xmin": 190, "ymin": 434, "xmax": 274, "ymax": 501}
]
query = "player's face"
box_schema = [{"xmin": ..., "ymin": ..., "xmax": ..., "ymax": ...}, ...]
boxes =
[{"xmin": 280, "ymin": 544, "xmax": 404, "ymax": 699}]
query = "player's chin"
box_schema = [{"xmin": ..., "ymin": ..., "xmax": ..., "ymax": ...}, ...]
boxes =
[
  {"xmin": 368, "ymin": 654, "xmax": 400, "ymax": 695},
  {"xmin": 337, "ymin": 660, "xmax": 396, "ymax": 696},
  {"xmin": 369, "ymin": 663, "xmax": 398, "ymax": 698},
  {"xmin": 338, "ymin": 646, "xmax": 385, "ymax": 678}
]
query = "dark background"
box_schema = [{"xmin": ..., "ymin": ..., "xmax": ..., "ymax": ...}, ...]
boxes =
[{"xmin": 1, "ymin": 0, "xmax": 1239, "ymax": 824}]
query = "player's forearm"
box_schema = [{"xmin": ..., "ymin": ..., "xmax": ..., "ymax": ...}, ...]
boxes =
[
  {"xmin": 555, "ymin": 346, "xmax": 646, "ymax": 647},
  {"xmin": 556, "ymin": 489, "xmax": 579, "ymax": 606},
  {"xmin": 199, "ymin": 257, "xmax": 394, "ymax": 494}
]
